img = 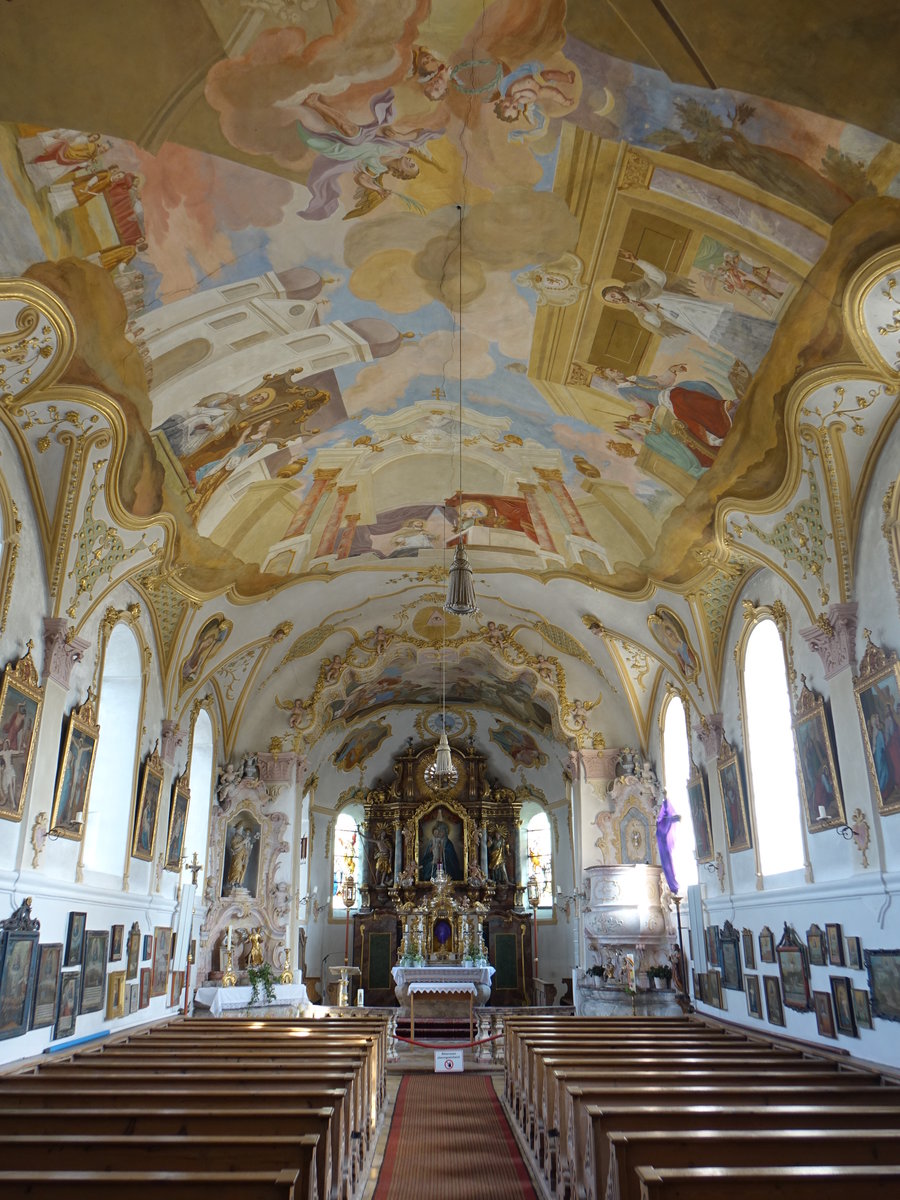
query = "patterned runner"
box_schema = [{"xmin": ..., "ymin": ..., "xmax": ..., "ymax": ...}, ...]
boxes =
[{"xmin": 373, "ymin": 1074, "xmax": 538, "ymax": 1200}]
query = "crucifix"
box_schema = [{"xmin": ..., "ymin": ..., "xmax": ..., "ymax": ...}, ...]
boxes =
[{"xmin": 185, "ymin": 851, "xmax": 203, "ymax": 886}]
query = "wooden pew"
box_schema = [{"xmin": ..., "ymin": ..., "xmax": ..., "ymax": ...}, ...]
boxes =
[
  {"xmin": 608, "ymin": 1128, "xmax": 900, "ymax": 1200},
  {"xmin": 586, "ymin": 1104, "xmax": 900, "ymax": 1200},
  {"xmin": 0, "ymin": 1170, "xmax": 300, "ymax": 1199},
  {"xmin": 0, "ymin": 1135, "xmax": 318, "ymax": 1200},
  {"xmin": 635, "ymin": 1164, "xmax": 900, "ymax": 1199}
]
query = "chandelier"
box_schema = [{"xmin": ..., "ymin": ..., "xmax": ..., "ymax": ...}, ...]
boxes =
[{"xmin": 445, "ymin": 203, "xmax": 477, "ymax": 617}]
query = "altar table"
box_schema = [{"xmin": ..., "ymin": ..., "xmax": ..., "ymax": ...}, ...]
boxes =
[
  {"xmin": 194, "ymin": 982, "xmax": 310, "ymax": 1017},
  {"xmin": 408, "ymin": 981, "xmax": 477, "ymax": 1042},
  {"xmin": 392, "ymin": 964, "xmax": 494, "ymax": 1008}
]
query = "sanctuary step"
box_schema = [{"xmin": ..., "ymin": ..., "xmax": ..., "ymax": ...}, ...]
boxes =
[{"xmin": 396, "ymin": 1017, "xmax": 474, "ymax": 1043}]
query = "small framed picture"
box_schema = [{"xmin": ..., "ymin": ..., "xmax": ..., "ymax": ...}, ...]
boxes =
[
  {"xmin": 705, "ymin": 926, "xmax": 720, "ymax": 968},
  {"xmin": 170, "ymin": 970, "xmax": 185, "ymax": 1008},
  {"xmin": 125, "ymin": 923, "xmax": 140, "ymax": 980},
  {"xmin": 806, "ymin": 923, "xmax": 826, "ymax": 967},
  {"xmin": 0, "ymin": 925, "xmax": 39, "ymax": 1040},
  {"xmin": 825, "ymin": 922, "xmax": 845, "ymax": 966},
  {"xmin": 741, "ymin": 928, "xmax": 756, "ymax": 970},
  {"xmin": 64, "ymin": 911, "xmax": 86, "ymax": 967},
  {"xmin": 150, "ymin": 927, "xmax": 172, "ymax": 997},
  {"xmin": 853, "ymin": 987, "xmax": 874, "ymax": 1030},
  {"xmin": 109, "ymin": 924, "xmax": 124, "ymax": 962},
  {"xmin": 764, "ymin": 975, "xmax": 785, "ymax": 1026},
  {"xmin": 105, "ymin": 970, "xmax": 127, "ymax": 1020},
  {"xmin": 830, "ymin": 976, "xmax": 858, "ymax": 1038},
  {"xmin": 745, "ymin": 973, "xmax": 763, "ymax": 1019},
  {"xmin": 142, "ymin": 934, "xmax": 153, "ymax": 961},
  {"xmin": 813, "ymin": 989, "xmax": 837, "ymax": 1038},
  {"xmin": 709, "ymin": 970, "xmax": 725, "ymax": 1010},
  {"xmin": 53, "ymin": 970, "xmax": 80, "ymax": 1040},
  {"xmin": 846, "ymin": 936, "xmax": 863, "ymax": 972},
  {"xmin": 865, "ymin": 947, "xmax": 900, "ymax": 1023},
  {"xmin": 719, "ymin": 921, "xmax": 743, "ymax": 991},
  {"xmin": 127, "ymin": 981, "xmax": 139, "ymax": 1015},
  {"xmin": 132, "ymin": 745, "xmax": 164, "ymax": 862},
  {"xmin": 139, "ymin": 966, "xmax": 152, "ymax": 1009},
  {"xmin": 30, "ymin": 943, "xmax": 63, "ymax": 1030},
  {"xmin": 80, "ymin": 929, "xmax": 109, "ymax": 1015},
  {"xmin": 777, "ymin": 926, "xmax": 812, "ymax": 1012},
  {"xmin": 759, "ymin": 926, "xmax": 776, "ymax": 964},
  {"xmin": 717, "ymin": 738, "xmax": 752, "ymax": 852},
  {"xmin": 50, "ymin": 693, "xmax": 99, "ymax": 839}
]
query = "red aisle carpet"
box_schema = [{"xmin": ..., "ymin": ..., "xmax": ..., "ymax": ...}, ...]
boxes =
[{"xmin": 373, "ymin": 1074, "xmax": 538, "ymax": 1200}]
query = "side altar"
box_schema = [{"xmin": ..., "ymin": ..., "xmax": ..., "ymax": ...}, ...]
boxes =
[{"xmin": 351, "ymin": 737, "xmax": 533, "ymax": 1008}]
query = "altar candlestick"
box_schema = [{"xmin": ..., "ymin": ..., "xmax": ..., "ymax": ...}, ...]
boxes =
[{"xmin": 227, "ymin": 924, "xmax": 232, "ymax": 951}]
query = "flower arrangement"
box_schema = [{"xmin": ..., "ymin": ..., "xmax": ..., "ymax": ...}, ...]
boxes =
[
  {"xmin": 646, "ymin": 964, "xmax": 672, "ymax": 987},
  {"xmin": 248, "ymin": 961, "xmax": 277, "ymax": 1004}
]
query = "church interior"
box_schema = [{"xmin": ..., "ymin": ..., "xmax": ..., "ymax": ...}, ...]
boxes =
[{"xmin": 1, "ymin": 0, "xmax": 900, "ymax": 1194}]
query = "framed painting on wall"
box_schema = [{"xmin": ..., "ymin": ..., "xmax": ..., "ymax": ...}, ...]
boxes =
[
  {"xmin": 131, "ymin": 745, "xmax": 164, "ymax": 862},
  {"xmin": 741, "ymin": 928, "xmax": 756, "ymax": 970},
  {"xmin": 109, "ymin": 924, "xmax": 124, "ymax": 962},
  {"xmin": 708, "ymin": 970, "xmax": 725, "ymax": 1010},
  {"xmin": 759, "ymin": 926, "xmax": 776, "ymax": 964},
  {"xmin": 164, "ymin": 774, "xmax": 190, "ymax": 872},
  {"xmin": 813, "ymin": 989, "xmax": 837, "ymax": 1038},
  {"xmin": 0, "ymin": 645, "xmax": 43, "ymax": 824},
  {"xmin": 806, "ymin": 923, "xmax": 826, "ymax": 967},
  {"xmin": 139, "ymin": 967, "xmax": 152, "ymax": 1008},
  {"xmin": 125, "ymin": 922, "xmax": 140, "ymax": 980},
  {"xmin": 763, "ymin": 975, "xmax": 785, "ymax": 1026},
  {"xmin": 142, "ymin": 934, "xmax": 153, "ymax": 961},
  {"xmin": 53, "ymin": 970, "xmax": 79, "ymax": 1040},
  {"xmin": 50, "ymin": 693, "xmax": 99, "ymax": 840},
  {"xmin": 853, "ymin": 988, "xmax": 873, "ymax": 1030},
  {"xmin": 792, "ymin": 677, "xmax": 845, "ymax": 831},
  {"xmin": 719, "ymin": 921, "xmax": 743, "ymax": 991},
  {"xmin": 64, "ymin": 911, "xmax": 86, "ymax": 967},
  {"xmin": 853, "ymin": 634, "xmax": 900, "ymax": 815},
  {"xmin": 830, "ymin": 976, "xmax": 858, "ymax": 1038},
  {"xmin": 716, "ymin": 738, "xmax": 752, "ymax": 852},
  {"xmin": 30, "ymin": 942, "xmax": 62, "ymax": 1030},
  {"xmin": 105, "ymin": 970, "xmax": 126, "ymax": 1019},
  {"xmin": 826, "ymin": 922, "xmax": 845, "ymax": 966},
  {"xmin": 745, "ymin": 974, "xmax": 763, "ymax": 1019},
  {"xmin": 0, "ymin": 922, "xmax": 39, "ymax": 1040},
  {"xmin": 80, "ymin": 929, "xmax": 109, "ymax": 1014},
  {"xmin": 846, "ymin": 936, "xmax": 863, "ymax": 972},
  {"xmin": 705, "ymin": 926, "xmax": 719, "ymax": 968},
  {"xmin": 150, "ymin": 927, "xmax": 172, "ymax": 997},
  {"xmin": 686, "ymin": 761, "xmax": 714, "ymax": 863},
  {"xmin": 865, "ymin": 947, "xmax": 900, "ymax": 1022},
  {"xmin": 776, "ymin": 924, "xmax": 812, "ymax": 1012}
]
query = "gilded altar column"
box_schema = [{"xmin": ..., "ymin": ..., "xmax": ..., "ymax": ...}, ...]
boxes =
[
  {"xmin": 285, "ymin": 468, "xmax": 340, "ymax": 538},
  {"xmin": 316, "ymin": 485, "xmax": 356, "ymax": 557},
  {"xmin": 536, "ymin": 467, "xmax": 592, "ymax": 538},
  {"xmin": 393, "ymin": 820, "xmax": 402, "ymax": 885}
]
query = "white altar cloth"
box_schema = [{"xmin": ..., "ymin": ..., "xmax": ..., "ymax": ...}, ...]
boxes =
[
  {"xmin": 194, "ymin": 982, "xmax": 309, "ymax": 1017},
  {"xmin": 392, "ymin": 964, "xmax": 494, "ymax": 1007}
]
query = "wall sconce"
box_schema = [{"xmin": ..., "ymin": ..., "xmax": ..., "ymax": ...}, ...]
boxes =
[
  {"xmin": 298, "ymin": 888, "xmax": 329, "ymax": 921},
  {"xmin": 48, "ymin": 810, "xmax": 84, "ymax": 841},
  {"xmin": 835, "ymin": 809, "xmax": 870, "ymax": 868},
  {"xmin": 555, "ymin": 883, "xmax": 586, "ymax": 920}
]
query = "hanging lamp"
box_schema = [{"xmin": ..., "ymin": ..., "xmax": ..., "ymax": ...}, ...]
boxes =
[{"xmin": 445, "ymin": 204, "xmax": 477, "ymax": 617}]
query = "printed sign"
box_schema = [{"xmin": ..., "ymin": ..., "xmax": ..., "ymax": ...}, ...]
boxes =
[{"xmin": 435, "ymin": 1049, "xmax": 463, "ymax": 1073}]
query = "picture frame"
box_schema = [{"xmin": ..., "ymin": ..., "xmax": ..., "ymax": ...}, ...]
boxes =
[
  {"xmin": 125, "ymin": 922, "xmax": 140, "ymax": 980},
  {"xmin": 686, "ymin": 761, "xmax": 714, "ymax": 863},
  {"xmin": 853, "ymin": 633, "xmax": 900, "ymax": 814},
  {"xmin": 142, "ymin": 934, "xmax": 153, "ymax": 961},
  {"xmin": 150, "ymin": 926, "xmax": 172, "ymax": 997},
  {"xmin": 50, "ymin": 692, "xmax": 99, "ymax": 839},
  {"xmin": 846, "ymin": 936, "xmax": 863, "ymax": 972},
  {"xmin": 825, "ymin": 922, "xmax": 845, "ymax": 966},
  {"xmin": 763, "ymin": 974, "xmax": 785, "ymax": 1026},
  {"xmin": 164, "ymin": 773, "xmax": 190, "ymax": 872},
  {"xmin": 741, "ymin": 928, "xmax": 756, "ymax": 970},
  {"xmin": 697, "ymin": 971, "xmax": 711, "ymax": 1006},
  {"xmin": 813, "ymin": 989, "xmax": 837, "ymax": 1038},
  {"xmin": 792, "ymin": 677, "xmax": 846, "ymax": 831},
  {"xmin": 131, "ymin": 744, "xmax": 164, "ymax": 862},
  {"xmin": 80, "ymin": 929, "xmax": 109, "ymax": 1014},
  {"xmin": 30, "ymin": 942, "xmax": 63, "ymax": 1030},
  {"xmin": 719, "ymin": 920, "xmax": 743, "ymax": 991},
  {"xmin": 745, "ymin": 973, "xmax": 763, "ymax": 1019},
  {"xmin": 759, "ymin": 925, "xmax": 776, "ymax": 964},
  {"xmin": 776, "ymin": 924, "xmax": 812, "ymax": 1012},
  {"xmin": 170, "ymin": 970, "xmax": 184, "ymax": 1008},
  {"xmin": 865, "ymin": 947, "xmax": 900, "ymax": 1023},
  {"xmin": 716, "ymin": 738, "xmax": 752, "ymax": 852},
  {"xmin": 109, "ymin": 924, "xmax": 124, "ymax": 962},
  {"xmin": 64, "ymin": 911, "xmax": 86, "ymax": 967},
  {"xmin": 708, "ymin": 969, "xmax": 725, "ymax": 1010},
  {"xmin": 127, "ymin": 981, "xmax": 139, "ymax": 1015},
  {"xmin": 139, "ymin": 966, "xmax": 152, "ymax": 1008},
  {"xmin": 806, "ymin": 923, "xmax": 826, "ymax": 967},
  {"xmin": 705, "ymin": 925, "xmax": 720, "ymax": 968},
  {"xmin": 0, "ymin": 908, "xmax": 40, "ymax": 1041},
  {"xmin": 53, "ymin": 970, "xmax": 80, "ymax": 1040},
  {"xmin": 0, "ymin": 645, "xmax": 43, "ymax": 823},
  {"xmin": 105, "ymin": 970, "xmax": 127, "ymax": 1019},
  {"xmin": 830, "ymin": 975, "xmax": 858, "ymax": 1038},
  {"xmin": 853, "ymin": 987, "xmax": 873, "ymax": 1030}
]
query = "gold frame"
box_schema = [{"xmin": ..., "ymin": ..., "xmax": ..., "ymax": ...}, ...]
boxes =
[
  {"xmin": 0, "ymin": 644, "xmax": 43, "ymax": 823},
  {"xmin": 853, "ymin": 631, "xmax": 900, "ymax": 815},
  {"xmin": 716, "ymin": 738, "xmax": 752, "ymax": 853},
  {"xmin": 686, "ymin": 759, "xmax": 714, "ymax": 863},
  {"xmin": 50, "ymin": 693, "xmax": 99, "ymax": 841},
  {"xmin": 131, "ymin": 744, "xmax": 165, "ymax": 861},
  {"xmin": 105, "ymin": 970, "xmax": 127, "ymax": 1020},
  {"xmin": 792, "ymin": 676, "xmax": 846, "ymax": 832},
  {"xmin": 164, "ymin": 773, "xmax": 191, "ymax": 872}
]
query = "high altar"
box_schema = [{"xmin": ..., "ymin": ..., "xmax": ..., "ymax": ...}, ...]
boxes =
[{"xmin": 351, "ymin": 737, "xmax": 534, "ymax": 1008}]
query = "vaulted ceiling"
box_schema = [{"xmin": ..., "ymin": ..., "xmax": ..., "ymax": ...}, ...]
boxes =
[{"xmin": 2, "ymin": 1, "xmax": 899, "ymax": 766}]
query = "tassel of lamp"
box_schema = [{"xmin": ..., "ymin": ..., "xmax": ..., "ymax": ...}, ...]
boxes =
[
  {"xmin": 445, "ymin": 541, "xmax": 476, "ymax": 615},
  {"xmin": 433, "ymin": 729, "xmax": 453, "ymax": 777}
]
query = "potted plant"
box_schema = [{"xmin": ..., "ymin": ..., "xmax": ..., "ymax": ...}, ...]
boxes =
[{"xmin": 647, "ymin": 964, "xmax": 672, "ymax": 990}]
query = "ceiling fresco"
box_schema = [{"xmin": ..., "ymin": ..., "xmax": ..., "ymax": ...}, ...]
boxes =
[{"xmin": 1, "ymin": 1, "xmax": 899, "ymax": 754}]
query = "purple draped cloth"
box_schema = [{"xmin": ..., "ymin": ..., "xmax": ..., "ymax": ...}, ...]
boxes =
[{"xmin": 656, "ymin": 795, "xmax": 680, "ymax": 894}]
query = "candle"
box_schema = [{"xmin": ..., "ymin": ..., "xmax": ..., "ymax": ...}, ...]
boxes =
[{"xmin": 227, "ymin": 924, "xmax": 232, "ymax": 951}]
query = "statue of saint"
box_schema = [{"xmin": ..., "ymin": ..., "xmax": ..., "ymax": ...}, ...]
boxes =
[
  {"xmin": 225, "ymin": 820, "xmax": 258, "ymax": 891},
  {"xmin": 489, "ymin": 827, "xmax": 510, "ymax": 884},
  {"xmin": 248, "ymin": 928, "xmax": 264, "ymax": 967}
]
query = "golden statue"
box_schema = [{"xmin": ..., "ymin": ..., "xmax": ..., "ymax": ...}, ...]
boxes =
[{"xmin": 248, "ymin": 927, "xmax": 264, "ymax": 967}]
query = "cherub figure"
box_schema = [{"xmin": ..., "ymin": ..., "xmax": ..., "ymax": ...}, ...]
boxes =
[
  {"xmin": 31, "ymin": 812, "xmax": 48, "ymax": 870},
  {"xmin": 535, "ymin": 654, "xmax": 556, "ymax": 683},
  {"xmin": 322, "ymin": 654, "xmax": 344, "ymax": 683}
]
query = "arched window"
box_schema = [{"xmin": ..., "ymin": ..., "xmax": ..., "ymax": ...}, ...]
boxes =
[
  {"xmin": 743, "ymin": 617, "xmax": 805, "ymax": 875},
  {"xmin": 83, "ymin": 623, "xmax": 142, "ymax": 876},
  {"xmin": 332, "ymin": 808, "xmax": 362, "ymax": 911},
  {"xmin": 661, "ymin": 693, "xmax": 698, "ymax": 888},
  {"xmin": 182, "ymin": 707, "xmax": 215, "ymax": 873},
  {"xmin": 525, "ymin": 810, "xmax": 553, "ymax": 908}
]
